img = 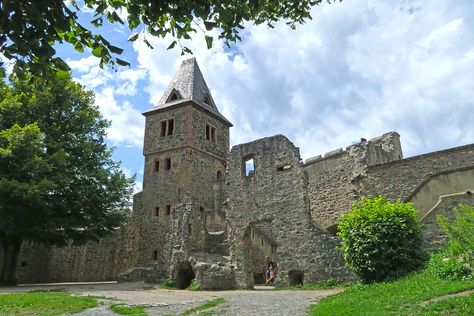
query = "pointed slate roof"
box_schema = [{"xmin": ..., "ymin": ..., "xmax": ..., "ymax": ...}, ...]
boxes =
[{"xmin": 149, "ymin": 58, "xmax": 232, "ymax": 126}]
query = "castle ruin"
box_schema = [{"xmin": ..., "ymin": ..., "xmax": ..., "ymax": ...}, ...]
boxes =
[{"xmin": 7, "ymin": 58, "xmax": 474, "ymax": 288}]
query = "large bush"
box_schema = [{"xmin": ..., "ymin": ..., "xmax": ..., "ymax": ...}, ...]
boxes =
[
  {"xmin": 337, "ymin": 196, "xmax": 427, "ymax": 283},
  {"xmin": 428, "ymin": 204, "xmax": 474, "ymax": 280}
]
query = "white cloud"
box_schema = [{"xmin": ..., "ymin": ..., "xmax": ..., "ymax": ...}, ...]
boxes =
[
  {"xmin": 94, "ymin": 86, "xmax": 144, "ymax": 146},
  {"xmin": 130, "ymin": 0, "xmax": 474, "ymax": 160},
  {"xmin": 67, "ymin": 56, "xmax": 145, "ymax": 147}
]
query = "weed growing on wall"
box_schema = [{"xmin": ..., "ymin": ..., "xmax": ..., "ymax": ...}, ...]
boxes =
[
  {"xmin": 428, "ymin": 204, "xmax": 474, "ymax": 280},
  {"xmin": 337, "ymin": 196, "xmax": 427, "ymax": 283}
]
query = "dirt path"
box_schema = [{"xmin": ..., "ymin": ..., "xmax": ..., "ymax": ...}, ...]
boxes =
[{"xmin": 1, "ymin": 282, "xmax": 342, "ymax": 315}]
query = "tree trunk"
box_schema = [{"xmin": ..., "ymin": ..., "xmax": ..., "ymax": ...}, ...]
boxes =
[{"xmin": 0, "ymin": 235, "xmax": 22, "ymax": 286}]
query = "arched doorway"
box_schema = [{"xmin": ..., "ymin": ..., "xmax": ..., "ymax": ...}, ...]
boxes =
[
  {"xmin": 175, "ymin": 261, "xmax": 195, "ymax": 289},
  {"xmin": 240, "ymin": 220, "xmax": 278, "ymax": 288}
]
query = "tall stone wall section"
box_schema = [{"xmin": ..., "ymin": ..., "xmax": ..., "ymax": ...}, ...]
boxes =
[
  {"xmin": 304, "ymin": 132, "xmax": 403, "ymax": 230},
  {"xmin": 225, "ymin": 135, "xmax": 353, "ymax": 288},
  {"xmin": 13, "ymin": 198, "xmax": 141, "ymax": 284},
  {"xmin": 360, "ymin": 144, "xmax": 474, "ymax": 202}
]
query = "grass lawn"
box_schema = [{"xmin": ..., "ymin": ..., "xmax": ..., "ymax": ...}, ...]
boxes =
[
  {"xmin": 0, "ymin": 291, "xmax": 98, "ymax": 316},
  {"xmin": 273, "ymin": 279, "xmax": 353, "ymax": 291},
  {"xmin": 163, "ymin": 297, "xmax": 226, "ymax": 316},
  {"xmin": 110, "ymin": 303, "xmax": 148, "ymax": 316},
  {"xmin": 309, "ymin": 271, "xmax": 474, "ymax": 315}
]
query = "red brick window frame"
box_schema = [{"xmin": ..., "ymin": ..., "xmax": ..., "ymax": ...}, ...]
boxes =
[
  {"xmin": 160, "ymin": 118, "xmax": 175, "ymax": 137},
  {"xmin": 205, "ymin": 123, "xmax": 216, "ymax": 143}
]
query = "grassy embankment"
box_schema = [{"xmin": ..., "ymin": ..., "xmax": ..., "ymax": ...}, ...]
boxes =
[
  {"xmin": 308, "ymin": 270, "xmax": 474, "ymax": 315},
  {"xmin": 0, "ymin": 291, "xmax": 97, "ymax": 315}
]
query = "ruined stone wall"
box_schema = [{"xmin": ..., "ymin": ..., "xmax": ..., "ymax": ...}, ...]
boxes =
[
  {"xmin": 304, "ymin": 132, "xmax": 403, "ymax": 229},
  {"xmin": 361, "ymin": 144, "xmax": 474, "ymax": 202},
  {"xmin": 225, "ymin": 135, "xmax": 353, "ymax": 288},
  {"xmin": 14, "ymin": 205, "xmax": 140, "ymax": 284}
]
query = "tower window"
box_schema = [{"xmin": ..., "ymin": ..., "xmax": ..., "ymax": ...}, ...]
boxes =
[
  {"xmin": 203, "ymin": 93, "xmax": 212, "ymax": 106},
  {"xmin": 205, "ymin": 124, "xmax": 216, "ymax": 143},
  {"xmin": 154, "ymin": 160, "xmax": 160, "ymax": 172},
  {"xmin": 154, "ymin": 207, "xmax": 160, "ymax": 216},
  {"xmin": 165, "ymin": 158, "xmax": 171, "ymax": 170},
  {"xmin": 166, "ymin": 89, "xmax": 182, "ymax": 103},
  {"xmin": 160, "ymin": 119, "xmax": 174, "ymax": 137},
  {"xmin": 166, "ymin": 204, "xmax": 171, "ymax": 215},
  {"xmin": 153, "ymin": 250, "xmax": 158, "ymax": 261}
]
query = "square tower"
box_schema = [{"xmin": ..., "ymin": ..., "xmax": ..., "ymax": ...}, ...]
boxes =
[{"xmin": 136, "ymin": 58, "xmax": 232, "ymax": 266}]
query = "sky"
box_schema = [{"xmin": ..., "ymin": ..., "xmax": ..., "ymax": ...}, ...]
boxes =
[{"xmin": 41, "ymin": 0, "xmax": 474, "ymax": 192}]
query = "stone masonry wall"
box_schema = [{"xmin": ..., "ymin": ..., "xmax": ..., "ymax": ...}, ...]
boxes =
[
  {"xmin": 192, "ymin": 107, "xmax": 230, "ymax": 158},
  {"xmin": 143, "ymin": 106, "xmax": 188, "ymax": 156},
  {"xmin": 225, "ymin": 135, "xmax": 353, "ymax": 288},
  {"xmin": 304, "ymin": 132, "xmax": 403, "ymax": 229},
  {"xmin": 138, "ymin": 102, "xmax": 228, "ymax": 270},
  {"xmin": 14, "ymin": 204, "xmax": 140, "ymax": 284},
  {"xmin": 361, "ymin": 144, "xmax": 474, "ymax": 202}
]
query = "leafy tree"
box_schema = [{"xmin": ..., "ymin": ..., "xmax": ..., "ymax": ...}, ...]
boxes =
[
  {"xmin": 337, "ymin": 196, "xmax": 427, "ymax": 283},
  {"xmin": 0, "ymin": 0, "xmax": 336, "ymax": 77},
  {"xmin": 0, "ymin": 73, "xmax": 133, "ymax": 285}
]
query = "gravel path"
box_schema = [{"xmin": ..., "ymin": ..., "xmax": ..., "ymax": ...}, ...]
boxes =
[{"xmin": 1, "ymin": 281, "xmax": 342, "ymax": 316}]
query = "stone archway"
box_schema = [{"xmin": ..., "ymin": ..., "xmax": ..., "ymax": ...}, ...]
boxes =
[
  {"xmin": 238, "ymin": 219, "xmax": 278, "ymax": 288},
  {"xmin": 174, "ymin": 261, "xmax": 195, "ymax": 289}
]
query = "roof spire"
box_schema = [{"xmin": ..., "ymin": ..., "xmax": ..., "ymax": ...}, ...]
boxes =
[
  {"xmin": 158, "ymin": 58, "xmax": 214, "ymax": 107},
  {"xmin": 153, "ymin": 58, "xmax": 231, "ymax": 125}
]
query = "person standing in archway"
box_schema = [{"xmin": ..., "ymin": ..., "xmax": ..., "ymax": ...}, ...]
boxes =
[{"xmin": 265, "ymin": 256, "xmax": 276, "ymax": 285}]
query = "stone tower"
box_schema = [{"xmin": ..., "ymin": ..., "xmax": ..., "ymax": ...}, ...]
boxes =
[{"xmin": 136, "ymin": 58, "xmax": 232, "ymax": 267}]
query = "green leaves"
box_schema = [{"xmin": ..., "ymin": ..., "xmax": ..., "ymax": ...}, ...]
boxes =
[
  {"xmin": 337, "ymin": 196, "xmax": 427, "ymax": 283},
  {"xmin": 0, "ymin": 73, "xmax": 133, "ymax": 251},
  {"xmin": 205, "ymin": 35, "xmax": 213, "ymax": 49},
  {"xmin": 0, "ymin": 0, "xmax": 330, "ymax": 77}
]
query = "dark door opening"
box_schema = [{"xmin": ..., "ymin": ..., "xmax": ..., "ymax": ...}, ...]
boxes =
[
  {"xmin": 175, "ymin": 262, "xmax": 196, "ymax": 289},
  {"xmin": 289, "ymin": 270, "xmax": 304, "ymax": 286}
]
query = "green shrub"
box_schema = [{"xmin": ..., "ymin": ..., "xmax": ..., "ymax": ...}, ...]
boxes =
[
  {"xmin": 428, "ymin": 204, "xmax": 474, "ymax": 280},
  {"xmin": 337, "ymin": 196, "xmax": 427, "ymax": 283},
  {"xmin": 161, "ymin": 277, "xmax": 176, "ymax": 288}
]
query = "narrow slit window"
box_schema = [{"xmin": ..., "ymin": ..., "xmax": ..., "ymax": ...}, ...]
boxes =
[
  {"xmin": 168, "ymin": 119, "xmax": 174, "ymax": 135},
  {"xmin": 211, "ymin": 127, "xmax": 216, "ymax": 143},
  {"xmin": 206, "ymin": 124, "xmax": 210, "ymax": 140},
  {"xmin": 154, "ymin": 207, "xmax": 160, "ymax": 216},
  {"xmin": 165, "ymin": 158, "xmax": 171, "ymax": 170},
  {"xmin": 166, "ymin": 204, "xmax": 171, "ymax": 215},
  {"xmin": 154, "ymin": 160, "xmax": 160, "ymax": 172},
  {"xmin": 160, "ymin": 121, "xmax": 167, "ymax": 137},
  {"xmin": 153, "ymin": 250, "xmax": 158, "ymax": 261},
  {"xmin": 276, "ymin": 164, "xmax": 292, "ymax": 172}
]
